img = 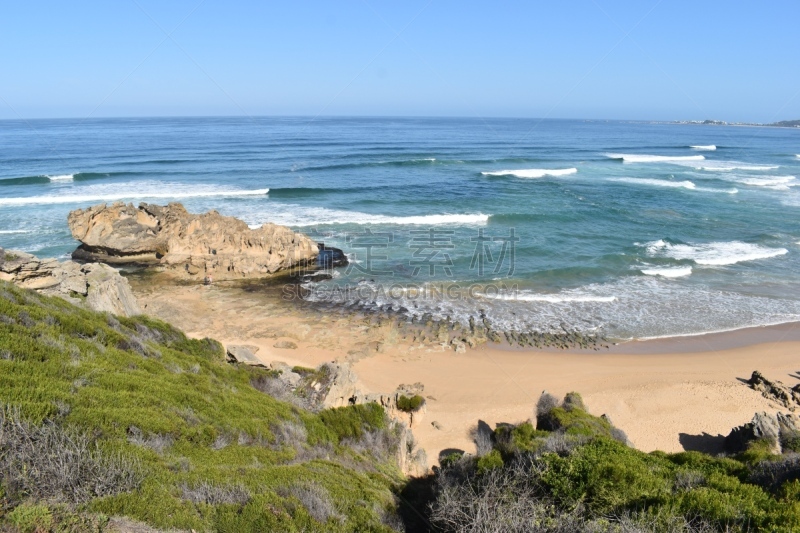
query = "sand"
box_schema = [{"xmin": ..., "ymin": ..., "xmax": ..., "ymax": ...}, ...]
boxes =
[{"xmin": 129, "ymin": 276, "xmax": 800, "ymax": 464}]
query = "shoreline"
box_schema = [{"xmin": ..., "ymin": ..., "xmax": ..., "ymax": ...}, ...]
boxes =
[{"xmin": 126, "ymin": 275, "xmax": 800, "ymax": 465}]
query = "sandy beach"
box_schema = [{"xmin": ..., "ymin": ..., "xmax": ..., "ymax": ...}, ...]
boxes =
[{"xmin": 129, "ymin": 275, "xmax": 800, "ymax": 464}]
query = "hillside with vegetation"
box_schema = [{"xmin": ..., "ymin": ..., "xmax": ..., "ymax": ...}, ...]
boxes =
[
  {"xmin": 1, "ymin": 280, "xmax": 799, "ymax": 532},
  {"xmin": 0, "ymin": 281, "xmax": 406, "ymax": 532}
]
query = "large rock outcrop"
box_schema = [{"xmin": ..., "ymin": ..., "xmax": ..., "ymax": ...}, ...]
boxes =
[
  {"xmin": 725, "ymin": 411, "xmax": 800, "ymax": 455},
  {"xmin": 67, "ymin": 202, "xmax": 319, "ymax": 280},
  {"xmin": 0, "ymin": 248, "xmax": 141, "ymax": 317}
]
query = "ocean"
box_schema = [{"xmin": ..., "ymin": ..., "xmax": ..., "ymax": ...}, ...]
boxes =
[{"xmin": 1, "ymin": 116, "xmax": 799, "ymax": 340}]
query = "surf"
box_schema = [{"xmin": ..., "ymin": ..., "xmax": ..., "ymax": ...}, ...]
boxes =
[
  {"xmin": 605, "ymin": 153, "xmax": 705, "ymax": 163},
  {"xmin": 481, "ymin": 168, "xmax": 577, "ymax": 178},
  {"xmin": 644, "ymin": 240, "xmax": 788, "ymax": 266},
  {"xmin": 0, "ymin": 187, "xmax": 270, "ymax": 207}
]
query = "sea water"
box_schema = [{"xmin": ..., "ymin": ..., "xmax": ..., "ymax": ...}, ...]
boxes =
[{"xmin": 1, "ymin": 117, "xmax": 799, "ymax": 340}]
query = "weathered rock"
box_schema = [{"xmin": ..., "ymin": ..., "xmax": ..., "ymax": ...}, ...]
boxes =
[
  {"xmin": 225, "ymin": 345, "xmax": 262, "ymax": 366},
  {"xmin": 746, "ymin": 370, "xmax": 800, "ymax": 411},
  {"xmin": 68, "ymin": 202, "xmax": 319, "ymax": 280},
  {"xmin": 0, "ymin": 248, "xmax": 141, "ymax": 317},
  {"xmin": 319, "ymin": 362, "xmax": 361, "ymax": 408},
  {"xmin": 273, "ymin": 340, "xmax": 298, "ymax": 350},
  {"xmin": 724, "ymin": 411, "xmax": 800, "ymax": 454},
  {"xmin": 396, "ymin": 423, "xmax": 428, "ymax": 477}
]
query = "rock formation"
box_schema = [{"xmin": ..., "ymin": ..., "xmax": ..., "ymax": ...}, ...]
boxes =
[
  {"xmin": 0, "ymin": 248, "xmax": 141, "ymax": 317},
  {"xmin": 745, "ymin": 370, "xmax": 800, "ymax": 411},
  {"xmin": 67, "ymin": 202, "xmax": 319, "ymax": 280},
  {"xmin": 725, "ymin": 411, "xmax": 800, "ymax": 454}
]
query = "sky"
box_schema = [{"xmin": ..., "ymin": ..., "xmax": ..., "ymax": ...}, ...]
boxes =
[{"xmin": 1, "ymin": 1, "xmax": 799, "ymax": 122}]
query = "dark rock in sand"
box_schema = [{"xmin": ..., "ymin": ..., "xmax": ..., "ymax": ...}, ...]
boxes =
[{"xmin": 746, "ymin": 370, "xmax": 800, "ymax": 411}]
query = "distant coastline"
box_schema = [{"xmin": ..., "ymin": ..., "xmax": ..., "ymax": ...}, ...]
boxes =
[{"xmin": 669, "ymin": 118, "xmax": 800, "ymax": 128}]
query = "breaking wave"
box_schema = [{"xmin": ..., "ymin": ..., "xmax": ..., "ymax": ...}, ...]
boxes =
[
  {"xmin": 639, "ymin": 266, "xmax": 693, "ymax": 278},
  {"xmin": 246, "ymin": 204, "xmax": 489, "ymax": 227},
  {"xmin": 644, "ymin": 240, "xmax": 788, "ymax": 266},
  {"xmin": 481, "ymin": 168, "xmax": 578, "ymax": 178},
  {"xmin": 605, "ymin": 153, "xmax": 705, "ymax": 163},
  {"xmin": 690, "ymin": 145, "xmax": 716, "ymax": 150},
  {"xmin": 0, "ymin": 187, "xmax": 270, "ymax": 206},
  {"xmin": 609, "ymin": 178, "xmax": 737, "ymax": 194}
]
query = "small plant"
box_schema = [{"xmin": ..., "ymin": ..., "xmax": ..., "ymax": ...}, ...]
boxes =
[
  {"xmin": 4, "ymin": 252, "xmax": 20, "ymax": 262},
  {"xmin": 396, "ymin": 394, "xmax": 424, "ymax": 413}
]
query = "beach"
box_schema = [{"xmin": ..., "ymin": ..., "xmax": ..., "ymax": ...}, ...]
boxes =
[{"xmin": 129, "ymin": 275, "xmax": 800, "ymax": 464}]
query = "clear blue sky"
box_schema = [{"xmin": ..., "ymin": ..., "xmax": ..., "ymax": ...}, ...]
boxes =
[{"xmin": 1, "ymin": 1, "xmax": 799, "ymax": 121}]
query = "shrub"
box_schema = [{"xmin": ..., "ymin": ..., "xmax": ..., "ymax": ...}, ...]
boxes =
[
  {"xmin": 181, "ymin": 482, "xmax": 251, "ymax": 506},
  {"xmin": 396, "ymin": 394, "xmax": 424, "ymax": 413},
  {"xmin": 476, "ymin": 449, "xmax": 503, "ymax": 474},
  {"xmin": 317, "ymin": 403, "xmax": 387, "ymax": 442},
  {"xmin": 0, "ymin": 406, "xmax": 142, "ymax": 505},
  {"xmin": 280, "ymin": 482, "xmax": 343, "ymax": 524},
  {"xmin": 536, "ymin": 391, "xmax": 560, "ymax": 418}
]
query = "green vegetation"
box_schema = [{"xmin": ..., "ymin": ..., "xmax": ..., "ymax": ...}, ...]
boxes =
[
  {"xmin": 4, "ymin": 278, "xmax": 800, "ymax": 532},
  {"xmin": 395, "ymin": 395, "xmax": 424, "ymax": 414},
  {"xmin": 424, "ymin": 392, "xmax": 800, "ymax": 533},
  {"xmin": 0, "ymin": 281, "xmax": 404, "ymax": 532}
]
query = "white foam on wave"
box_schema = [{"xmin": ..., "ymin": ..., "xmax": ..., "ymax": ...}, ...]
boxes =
[
  {"xmin": 0, "ymin": 230, "xmax": 31, "ymax": 234},
  {"xmin": 246, "ymin": 203, "xmax": 489, "ymax": 227},
  {"xmin": 0, "ymin": 187, "xmax": 270, "ymax": 206},
  {"xmin": 690, "ymin": 145, "xmax": 716, "ymax": 151},
  {"xmin": 645, "ymin": 239, "xmax": 788, "ymax": 266},
  {"xmin": 611, "ymin": 177, "xmax": 696, "ymax": 189},
  {"xmin": 605, "ymin": 153, "xmax": 705, "ymax": 163},
  {"xmin": 730, "ymin": 175, "xmax": 797, "ymax": 190},
  {"xmin": 47, "ymin": 174, "xmax": 74, "ymax": 182},
  {"xmin": 481, "ymin": 168, "xmax": 578, "ymax": 178},
  {"xmin": 639, "ymin": 266, "xmax": 693, "ymax": 278},
  {"xmin": 672, "ymin": 160, "xmax": 779, "ymax": 172},
  {"xmin": 482, "ymin": 291, "xmax": 616, "ymax": 303},
  {"xmin": 609, "ymin": 177, "xmax": 737, "ymax": 194}
]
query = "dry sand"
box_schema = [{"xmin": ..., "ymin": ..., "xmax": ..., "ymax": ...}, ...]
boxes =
[{"xmin": 129, "ymin": 276, "xmax": 800, "ymax": 464}]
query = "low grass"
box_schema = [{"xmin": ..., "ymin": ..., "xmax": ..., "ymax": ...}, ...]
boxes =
[{"xmin": 0, "ymin": 281, "xmax": 403, "ymax": 532}]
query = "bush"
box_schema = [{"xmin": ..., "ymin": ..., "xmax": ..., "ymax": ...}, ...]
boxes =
[
  {"xmin": 181, "ymin": 482, "xmax": 251, "ymax": 506},
  {"xmin": 476, "ymin": 449, "xmax": 503, "ymax": 474},
  {"xmin": 317, "ymin": 403, "xmax": 387, "ymax": 442},
  {"xmin": 280, "ymin": 482, "xmax": 343, "ymax": 524},
  {"xmin": 0, "ymin": 406, "xmax": 142, "ymax": 505},
  {"xmin": 396, "ymin": 394, "xmax": 424, "ymax": 413}
]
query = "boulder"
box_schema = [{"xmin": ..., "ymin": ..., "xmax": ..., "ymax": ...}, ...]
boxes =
[
  {"xmin": 0, "ymin": 248, "xmax": 141, "ymax": 317},
  {"xmin": 225, "ymin": 345, "xmax": 263, "ymax": 366},
  {"xmin": 67, "ymin": 202, "xmax": 319, "ymax": 280},
  {"xmin": 316, "ymin": 243, "xmax": 348, "ymax": 269},
  {"xmin": 724, "ymin": 411, "xmax": 800, "ymax": 454},
  {"xmin": 319, "ymin": 362, "xmax": 361, "ymax": 408}
]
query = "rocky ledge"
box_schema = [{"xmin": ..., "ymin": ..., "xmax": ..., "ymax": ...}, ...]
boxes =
[
  {"xmin": 68, "ymin": 202, "xmax": 320, "ymax": 280},
  {"xmin": 0, "ymin": 248, "xmax": 141, "ymax": 317}
]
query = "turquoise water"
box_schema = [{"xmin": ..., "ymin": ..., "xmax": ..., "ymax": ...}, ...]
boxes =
[{"xmin": 1, "ymin": 117, "xmax": 799, "ymax": 339}]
